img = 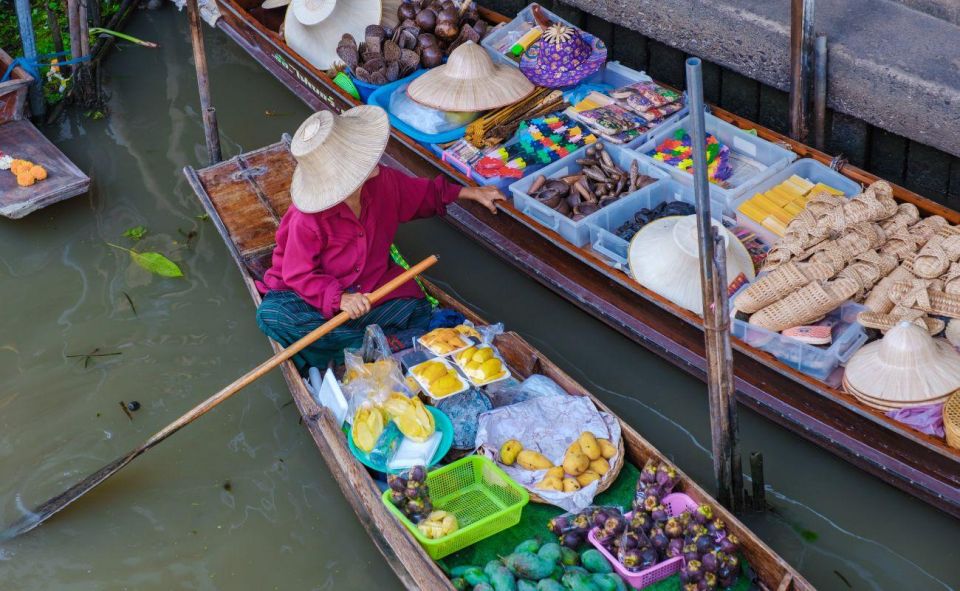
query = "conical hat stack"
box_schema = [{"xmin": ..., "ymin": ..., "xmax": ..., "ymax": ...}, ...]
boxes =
[{"xmin": 843, "ymin": 321, "xmax": 960, "ymax": 410}]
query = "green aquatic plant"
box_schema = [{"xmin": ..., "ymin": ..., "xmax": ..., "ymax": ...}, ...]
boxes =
[
  {"xmin": 107, "ymin": 243, "xmax": 183, "ymax": 278},
  {"xmin": 122, "ymin": 225, "xmax": 147, "ymax": 240}
]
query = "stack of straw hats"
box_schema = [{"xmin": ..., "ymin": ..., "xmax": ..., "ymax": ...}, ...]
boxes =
[
  {"xmin": 407, "ymin": 41, "xmax": 534, "ymax": 112},
  {"xmin": 628, "ymin": 215, "xmax": 755, "ymax": 315},
  {"xmin": 843, "ymin": 321, "xmax": 960, "ymax": 410}
]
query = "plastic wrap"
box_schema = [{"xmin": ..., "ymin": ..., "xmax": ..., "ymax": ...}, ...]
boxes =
[
  {"xmin": 389, "ymin": 82, "xmax": 481, "ymax": 134},
  {"xmin": 484, "ymin": 374, "xmax": 566, "ymax": 408},
  {"xmin": 475, "ymin": 395, "xmax": 621, "ymax": 511},
  {"xmin": 344, "ymin": 326, "xmax": 413, "ymax": 422}
]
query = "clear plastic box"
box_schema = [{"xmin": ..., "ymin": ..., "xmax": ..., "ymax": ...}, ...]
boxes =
[
  {"xmin": 585, "ymin": 179, "xmax": 726, "ymax": 270},
  {"xmin": 481, "ymin": 3, "xmax": 576, "ymax": 67},
  {"xmin": 730, "ymin": 297, "xmax": 868, "ymax": 382},
  {"xmin": 635, "ymin": 112, "xmax": 798, "ymax": 206},
  {"xmin": 730, "ymin": 158, "xmax": 863, "ymax": 246},
  {"xmin": 508, "ymin": 141, "xmax": 670, "ymax": 246}
]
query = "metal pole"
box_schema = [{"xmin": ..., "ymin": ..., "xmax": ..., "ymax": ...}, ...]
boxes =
[
  {"xmin": 789, "ymin": 0, "xmax": 815, "ymax": 141},
  {"xmin": 812, "ymin": 35, "xmax": 828, "ymax": 151},
  {"xmin": 686, "ymin": 57, "xmax": 743, "ymax": 512},
  {"xmin": 186, "ymin": 0, "xmax": 222, "ymax": 164},
  {"xmin": 14, "ymin": 0, "xmax": 46, "ymax": 118}
]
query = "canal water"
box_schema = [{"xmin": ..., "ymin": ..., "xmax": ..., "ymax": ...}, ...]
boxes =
[{"xmin": 0, "ymin": 7, "xmax": 957, "ymax": 590}]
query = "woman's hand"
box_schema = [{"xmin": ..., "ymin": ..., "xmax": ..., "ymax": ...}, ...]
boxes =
[
  {"xmin": 339, "ymin": 292, "xmax": 372, "ymax": 319},
  {"xmin": 460, "ymin": 186, "xmax": 507, "ymax": 214}
]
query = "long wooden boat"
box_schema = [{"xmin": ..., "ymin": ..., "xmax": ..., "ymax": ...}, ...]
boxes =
[
  {"xmin": 207, "ymin": 0, "xmax": 960, "ymax": 519},
  {"xmin": 182, "ymin": 138, "xmax": 811, "ymax": 591}
]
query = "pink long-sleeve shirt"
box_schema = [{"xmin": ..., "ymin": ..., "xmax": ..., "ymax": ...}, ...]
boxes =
[{"xmin": 256, "ymin": 166, "xmax": 462, "ymax": 318}]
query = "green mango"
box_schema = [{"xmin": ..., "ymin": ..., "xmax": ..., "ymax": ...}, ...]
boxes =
[
  {"xmin": 514, "ymin": 538, "xmax": 541, "ymax": 554},
  {"xmin": 580, "ymin": 549, "xmax": 613, "ymax": 574},
  {"xmin": 563, "ymin": 565, "xmax": 589, "ymax": 576},
  {"xmin": 463, "ymin": 567, "xmax": 489, "ymax": 587},
  {"xmin": 536, "ymin": 579, "xmax": 566, "ymax": 591},
  {"xmin": 561, "ymin": 571, "xmax": 599, "ymax": 591},
  {"xmin": 559, "ymin": 546, "xmax": 580, "ymax": 566},
  {"xmin": 451, "ymin": 577, "xmax": 468, "ymax": 591},
  {"xmin": 516, "ymin": 579, "xmax": 538, "ymax": 591},
  {"xmin": 549, "ymin": 564, "xmax": 563, "ymax": 581},
  {"xmin": 600, "ymin": 573, "xmax": 627, "ymax": 591},
  {"xmin": 451, "ymin": 566, "xmax": 478, "ymax": 577},
  {"xmin": 474, "ymin": 584, "xmax": 494, "ymax": 591},
  {"xmin": 590, "ymin": 573, "xmax": 616, "ymax": 591},
  {"xmin": 504, "ymin": 552, "xmax": 554, "ymax": 580},
  {"xmin": 484, "ymin": 561, "xmax": 517, "ymax": 591},
  {"xmin": 537, "ymin": 542, "xmax": 562, "ymax": 565}
]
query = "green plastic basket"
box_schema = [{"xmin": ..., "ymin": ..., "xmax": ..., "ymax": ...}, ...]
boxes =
[{"xmin": 381, "ymin": 455, "xmax": 529, "ymax": 560}]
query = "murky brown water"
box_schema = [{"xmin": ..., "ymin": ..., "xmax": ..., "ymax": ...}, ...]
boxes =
[{"xmin": 0, "ymin": 7, "xmax": 957, "ymax": 590}]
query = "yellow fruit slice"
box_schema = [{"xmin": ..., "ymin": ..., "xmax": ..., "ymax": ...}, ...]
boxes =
[{"xmin": 472, "ymin": 348, "xmax": 494, "ymax": 363}]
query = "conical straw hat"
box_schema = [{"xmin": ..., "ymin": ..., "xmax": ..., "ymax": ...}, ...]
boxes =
[
  {"xmin": 289, "ymin": 105, "xmax": 389, "ymax": 213},
  {"xmin": 407, "ymin": 41, "xmax": 535, "ymax": 112},
  {"xmin": 843, "ymin": 321, "xmax": 960, "ymax": 408},
  {"xmin": 380, "ymin": 0, "xmax": 401, "ymax": 27},
  {"xmin": 261, "ymin": 0, "xmax": 289, "ymax": 10},
  {"xmin": 628, "ymin": 214, "xmax": 756, "ymax": 315},
  {"xmin": 284, "ymin": 0, "xmax": 382, "ymax": 70}
]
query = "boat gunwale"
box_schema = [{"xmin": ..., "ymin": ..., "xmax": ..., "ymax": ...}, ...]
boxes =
[
  {"xmin": 183, "ymin": 139, "xmax": 811, "ymax": 591},
  {"xmin": 209, "ymin": 0, "xmax": 960, "ymax": 516}
]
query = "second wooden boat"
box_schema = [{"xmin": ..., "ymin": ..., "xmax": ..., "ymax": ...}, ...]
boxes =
[
  {"xmin": 183, "ymin": 138, "xmax": 811, "ymax": 591},
  {"xmin": 205, "ymin": 0, "xmax": 960, "ymax": 519}
]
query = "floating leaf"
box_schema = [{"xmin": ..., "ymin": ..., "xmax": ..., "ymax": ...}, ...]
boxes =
[
  {"xmin": 196, "ymin": 213, "xmax": 209, "ymax": 221},
  {"xmin": 123, "ymin": 225, "xmax": 148, "ymax": 240},
  {"xmin": 108, "ymin": 243, "xmax": 184, "ymax": 278}
]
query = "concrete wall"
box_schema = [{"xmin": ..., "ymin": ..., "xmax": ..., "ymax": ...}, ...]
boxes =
[{"xmin": 480, "ymin": 0, "xmax": 960, "ymax": 211}]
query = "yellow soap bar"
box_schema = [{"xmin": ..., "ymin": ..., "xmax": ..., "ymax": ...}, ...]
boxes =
[
  {"xmin": 783, "ymin": 201, "xmax": 804, "ymax": 216},
  {"xmin": 811, "ymin": 182, "xmax": 843, "ymax": 196},
  {"xmin": 738, "ymin": 200, "xmax": 766, "ymax": 223},
  {"xmin": 761, "ymin": 215, "xmax": 788, "ymax": 236},
  {"xmin": 787, "ymin": 175, "xmax": 815, "ymax": 193},
  {"xmin": 764, "ymin": 189, "xmax": 790, "ymax": 207}
]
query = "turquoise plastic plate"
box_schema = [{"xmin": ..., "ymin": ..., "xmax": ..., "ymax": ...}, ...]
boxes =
[{"xmin": 348, "ymin": 406, "xmax": 454, "ymax": 474}]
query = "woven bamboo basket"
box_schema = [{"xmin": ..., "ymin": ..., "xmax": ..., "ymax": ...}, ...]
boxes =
[
  {"xmin": 945, "ymin": 392, "xmax": 960, "ymax": 449},
  {"xmin": 526, "ymin": 434, "xmax": 625, "ymax": 504}
]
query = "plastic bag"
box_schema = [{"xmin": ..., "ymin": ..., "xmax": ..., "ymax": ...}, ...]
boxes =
[
  {"xmin": 484, "ymin": 373, "xmax": 566, "ymax": 408},
  {"xmin": 546, "ymin": 505, "xmax": 622, "ymax": 549},
  {"xmin": 389, "ymin": 81, "xmax": 481, "ymax": 135},
  {"xmin": 344, "ymin": 325, "xmax": 413, "ymax": 422}
]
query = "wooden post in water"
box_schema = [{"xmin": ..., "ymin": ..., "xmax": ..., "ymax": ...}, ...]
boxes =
[
  {"xmin": 789, "ymin": 0, "xmax": 815, "ymax": 142},
  {"xmin": 186, "ymin": 0, "xmax": 222, "ymax": 164},
  {"xmin": 13, "ymin": 0, "xmax": 46, "ymax": 117},
  {"xmin": 812, "ymin": 35, "xmax": 828, "ymax": 151},
  {"xmin": 686, "ymin": 57, "xmax": 743, "ymax": 512},
  {"xmin": 750, "ymin": 452, "xmax": 766, "ymax": 510}
]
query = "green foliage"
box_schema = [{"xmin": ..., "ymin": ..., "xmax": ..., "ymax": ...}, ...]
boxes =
[
  {"xmin": 122, "ymin": 225, "xmax": 147, "ymax": 240},
  {"xmin": 107, "ymin": 243, "xmax": 184, "ymax": 278}
]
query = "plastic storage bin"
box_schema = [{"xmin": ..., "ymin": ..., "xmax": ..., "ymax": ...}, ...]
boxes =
[
  {"xmin": 635, "ymin": 112, "xmax": 797, "ymax": 206},
  {"xmin": 508, "ymin": 141, "xmax": 670, "ymax": 246},
  {"xmin": 586, "ymin": 179, "xmax": 729, "ymax": 270},
  {"xmin": 481, "ymin": 3, "xmax": 576, "ymax": 67},
  {"xmin": 731, "ymin": 298, "xmax": 868, "ymax": 382},
  {"xmin": 587, "ymin": 493, "xmax": 697, "ymax": 589},
  {"xmin": 367, "ymin": 69, "xmax": 471, "ymax": 144},
  {"xmin": 730, "ymin": 158, "xmax": 863, "ymax": 247},
  {"xmin": 382, "ymin": 455, "xmax": 529, "ymax": 559}
]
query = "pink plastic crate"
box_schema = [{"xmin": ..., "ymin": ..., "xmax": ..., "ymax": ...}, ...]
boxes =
[{"xmin": 586, "ymin": 493, "xmax": 698, "ymax": 589}]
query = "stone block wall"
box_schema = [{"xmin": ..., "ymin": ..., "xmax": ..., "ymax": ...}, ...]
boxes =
[{"xmin": 479, "ymin": 0, "xmax": 960, "ymax": 210}]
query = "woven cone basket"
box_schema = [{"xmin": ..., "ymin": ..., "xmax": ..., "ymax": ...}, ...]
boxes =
[
  {"xmin": 843, "ymin": 321, "xmax": 960, "ymax": 409},
  {"xmin": 407, "ymin": 41, "xmax": 535, "ymax": 112},
  {"xmin": 944, "ymin": 392, "xmax": 960, "ymax": 449}
]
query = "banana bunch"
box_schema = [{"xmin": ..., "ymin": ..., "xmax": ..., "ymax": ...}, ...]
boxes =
[
  {"xmin": 383, "ymin": 392, "xmax": 436, "ymax": 442},
  {"xmin": 420, "ymin": 327, "xmax": 470, "ymax": 355},
  {"xmin": 412, "ymin": 359, "xmax": 465, "ymax": 399},
  {"xmin": 351, "ymin": 405, "xmax": 385, "ymax": 453},
  {"xmin": 417, "ymin": 510, "xmax": 459, "ymax": 539},
  {"xmin": 455, "ymin": 346, "xmax": 507, "ymax": 384}
]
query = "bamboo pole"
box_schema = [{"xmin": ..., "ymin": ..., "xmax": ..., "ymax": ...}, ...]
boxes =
[
  {"xmin": 186, "ymin": 0, "xmax": 222, "ymax": 164},
  {"xmin": 789, "ymin": 0, "xmax": 815, "ymax": 141},
  {"xmin": 812, "ymin": 35, "xmax": 828, "ymax": 151},
  {"xmin": 686, "ymin": 57, "xmax": 743, "ymax": 512},
  {"xmin": 14, "ymin": 0, "xmax": 46, "ymax": 117}
]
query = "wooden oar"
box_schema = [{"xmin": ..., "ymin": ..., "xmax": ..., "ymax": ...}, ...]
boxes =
[{"xmin": 2, "ymin": 255, "xmax": 439, "ymax": 540}]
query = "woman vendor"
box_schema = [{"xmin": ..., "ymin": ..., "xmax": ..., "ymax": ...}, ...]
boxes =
[{"xmin": 256, "ymin": 106, "xmax": 504, "ymax": 371}]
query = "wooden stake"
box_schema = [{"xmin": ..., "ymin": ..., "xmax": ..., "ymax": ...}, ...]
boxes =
[
  {"xmin": 47, "ymin": 5, "xmax": 66, "ymax": 59},
  {"xmin": 13, "ymin": 0, "xmax": 46, "ymax": 117},
  {"xmin": 812, "ymin": 35, "xmax": 828, "ymax": 151},
  {"xmin": 186, "ymin": 0, "xmax": 222, "ymax": 164},
  {"xmin": 789, "ymin": 0, "xmax": 815, "ymax": 141},
  {"xmin": 750, "ymin": 452, "xmax": 766, "ymax": 510},
  {"xmin": 686, "ymin": 57, "xmax": 743, "ymax": 512}
]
